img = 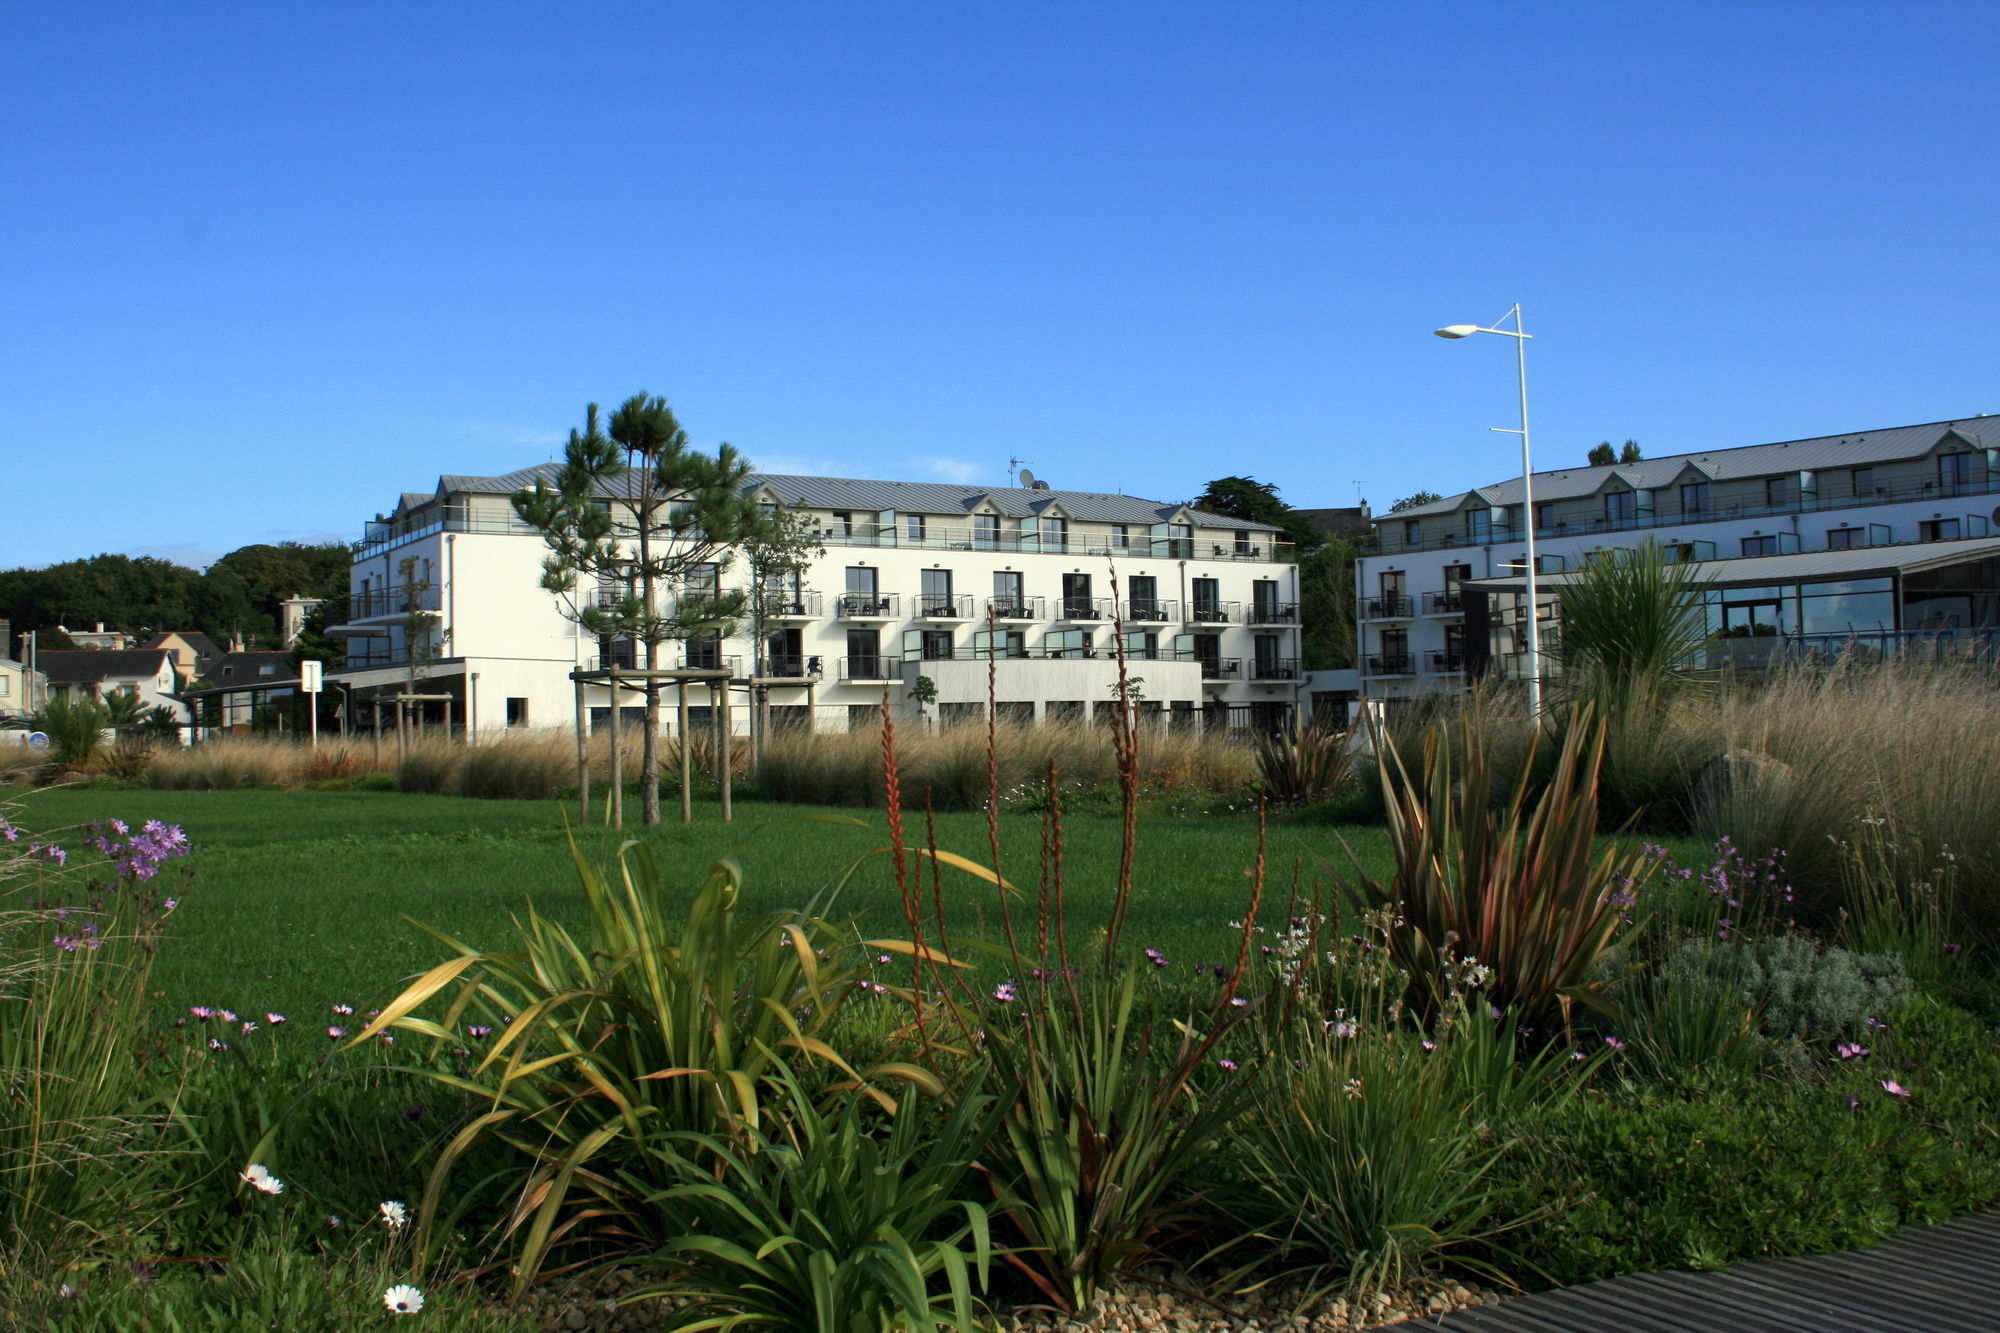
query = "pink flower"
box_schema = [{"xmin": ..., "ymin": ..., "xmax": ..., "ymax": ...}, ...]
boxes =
[
  {"xmin": 1603, "ymin": 1036, "xmax": 1627, "ymax": 1052},
  {"xmin": 1881, "ymin": 1079, "xmax": 1912, "ymax": 1098},
  {"xmin": 328, "ymin": 1026, "xmax": 347, "ymax": 1039}
]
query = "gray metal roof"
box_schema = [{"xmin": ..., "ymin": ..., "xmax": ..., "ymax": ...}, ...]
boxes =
[
  {"xmin": 1461, "ymin": 533, "xmax": 2000, "ymax": 592},
  {"xmin": 1389, "ymin": 417, "xmax": 1994, "ymax": 520},
  {"xmin": 426, "ymin": 467, "xmax": 1279, "ymax": 531}
]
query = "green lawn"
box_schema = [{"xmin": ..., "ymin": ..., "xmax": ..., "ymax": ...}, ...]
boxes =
[{"xmin": 14, "ymin": 788, "xmax": 1397, "ymax": 1022}]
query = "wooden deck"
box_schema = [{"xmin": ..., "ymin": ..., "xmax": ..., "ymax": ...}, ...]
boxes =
[{"xmin": 1381, "ymin": 1212, "xmax": 2000, "ymax": 1332}]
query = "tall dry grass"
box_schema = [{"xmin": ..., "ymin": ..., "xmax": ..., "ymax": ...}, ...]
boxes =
[
  {"xmin": 144, "ymin": 731, "xmax": 628, "ymax": 799},
  {"xmin": 1690, "ymin": 660, "xmax": 2000, "ymax": 931},
  {"xmin": 755, "ymin": 722, "xmax": 1257, "ymax": 810}
]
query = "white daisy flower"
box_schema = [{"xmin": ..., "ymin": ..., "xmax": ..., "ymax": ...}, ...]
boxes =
[
  {"xmin": 380, "ymin": 1199, "xmax": 409, "ymax": 1229},
  {"xmin": 383, "ymin": 1283, "xmax": 424, "ymax": 1314},
  {"xmin": 240, "ymin": 1163, "xmax": 285, "ymax": 1195}
]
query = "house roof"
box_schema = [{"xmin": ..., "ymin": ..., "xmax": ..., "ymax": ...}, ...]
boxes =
[
  {"xmin": 1386, "ymin": 417, "xmax": 1995, "ymax": 521},
  {"xmin": 199, "ymin": 651, "xmax": 299, "ymax": 689},
  {"xmin": 426, "ymin": 467, "xmax": 1281, "ymax": 532},
  {"xmin": 144, "ymin": 631, "xmax": 224, "ymax": 663},
  {"xmin": 36, "ymin": 650, "xmax": 174, "ymax": 685},
  {"xmin": 1460, "ymin": 534, "xmax": 2000, "ymax": 593}
]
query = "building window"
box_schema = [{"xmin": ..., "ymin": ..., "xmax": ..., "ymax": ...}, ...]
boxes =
[
  {"xmin": 1765, "ymin": 477, "xmax": 1792, "ymax": 507},
  {"xmin": 1681, "ymin": 482, "xmax": 1711, "ymax": 516},
  {"xmin": 1826, "ymin": 527, "xmax": 1863, "ymax": 550},
  {"xmin": 1920, "ymin": 518, "xmax": 1962, "ymax": 542},
  {"xmin": 831, "ymin": 511, "xmax": 853, "ymax": 537},
  {"xmin": 1046, "ymin": 700, "xmax": 1084, "ymax": 724},
  {"xmin": 506, "ymin": 697, "xmax": 529, "ymax": 726},
  {"xmin": 1605, "ymin": 491, "xmax": 1635, "ymax": 524},
  {"xmin": 1110, "ymin": 523, "xmax": 1130, "ymax": 548},
  {"xmin": 995, "ymin": 701, "xmax": 1035, "ymax": 727},
  {"xmin": 1191, "ymin": 577, "xmax": 1222, "ymax": 622},
  {"xmin": 686, "ymin": 562, "xmax": 720, "ymax": 595},
  {"xmin": 993, "ymin": 570, "xmax": 1024, "ymax": 613},
  {"xmin": 848, "ymin": 704, "xmax": 882, "ymax": 730},
  {"xmin": 1852, "ymin": 467, "xmax": 1874, "ymax": 499},
  {"xmin": 1467, "ymin": 509, "xmax": 1492, "ymax": 542},
  {"xmin": 920, "ymin": 629, "xmax": 954, "ymax": 660},
  {"xmin": 974, "ymin": 513, "xmax": 1001, "ymax": 549},
  {"xmin": 1741, "ymin": 535, "xmax": 1778, "ymax": 557},
  {"xmin": 939, "ymin": 702, "xmax": 983, "ymax": 730},
  {"xmin": 843, "ymin": 566, "xmax": 879, "ymax": 609},
  {"xmin": 1234, "ymin": 529, "xmax": 1251, "ymax": 554},
  {"xmin": 846, "ymin": 628, "xmax": 882, "ymax": 677},
  {"xmin": 919, "ymin": 568, "xmax": 954, "ymax": 616},
  {"xmin": 1043, "ymin": 517, "xmax": 1069, "ymax": 552},
  {"xmin": 1942, "ymin": 452, "xmax": 1977, "ymax": 490},
  {"xmin": 905, "ymin": 513, "xmax": 926, "ymax": 542},
  {"xmin": 1061, "ymin": 572, "xmax": 1094, "ymax": 619},
  {"xmin": 1403, "ymin": 519, "xmax": 1420, "ymax": 545}
]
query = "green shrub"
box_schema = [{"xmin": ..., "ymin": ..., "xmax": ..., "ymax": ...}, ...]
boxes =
[
  {"xmin": 1502, "ymin": 998, "xmax": 2000, "ymax": 1286},
  {"xmin": 639, "ymin": 1069, "xmax": 1001, "ymax": 1331},
  {"xmin": 1340, "ymin": 708, "xmax": 1663, "ymax": 1034},
  {"xmin": 27, "ymin": 695, "xmax": 111, "ymax": 769},
  {"xmin": 1254, "ymin": 727, "xmax": 1358, "ymax": 807}
]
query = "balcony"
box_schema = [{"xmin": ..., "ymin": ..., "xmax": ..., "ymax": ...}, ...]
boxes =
[
  {"xmin": 1249, "ymin": 657, "xmax": 1301, "ymax": 681},
  {"xmin": 1422, "ymin": 591, "xmax": 1464, "ymax": 616},
  {"xmin": 804, "ymin": 522, "xmax": 1297, "ymax": 564},
  {"xmin": 1186, "ymin": 601, "xmax": 1237, "ymax": 626},
  {"xmin": 1364, "ymin": 594, "xmax": 1415, "ymax": 620},
  {"xmin": 838, "ymin": 654, "xmax": 904, "ymax": 682},
  {"xmin": 758, "ymin": 654, "xmax": 825, "ymax": 680},
  {"xmin": 913, "ymin": 593, "xmax": 974, "ymax": 621},
  {"xmin": 1363, "ymin": 654, "xmax": 1416, "ymax": 677},
  {"xmin": 1427, "ymin": 650, "xmax": 1466, "ymax": 674},
  {"xmin": 834, "ymin": 594, "xmax": 900, "ymax": 621},
  {"xmin": 1200, "ymin": 657, "xmax": 1242, "ymax": 681},
  {"xmin": 762, "ymin": 591, "xmax": 822, "ymax": 621},
  {"xmin": 1121, "ymin": 599, "xmax": 1179, "ymax": 624},
  {"xmin": 342, "ymin": 585, "xmax": 441, "ymax": 621},
  {"xmin": 1246, "ymin": 601, "xmax": 1298, "ymax": 626},
  {"xmin": 1055, "ymin": 597, "xmax": 1112, "ymax": 623},
  {"xmin": 983, "ymin": 597, "xmax": 1044, "ymax": 622}
]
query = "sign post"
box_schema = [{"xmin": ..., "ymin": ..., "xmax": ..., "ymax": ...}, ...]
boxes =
[{"xmin": 300, "ymin": 660, "xmax": 323, "ymax": 750}]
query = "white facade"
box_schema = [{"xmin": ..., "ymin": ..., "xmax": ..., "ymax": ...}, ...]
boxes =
[
  {"xmin": 328, "ymin": 472, "xmax": 1306, "ymax": 735},
  {"xmin": 1357, "ymin": 417, "xmax": 2000, "ymax": 698}
]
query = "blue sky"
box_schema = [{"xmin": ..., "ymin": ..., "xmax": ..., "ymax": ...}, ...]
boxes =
[{"xmin": 4, "ymin": 1, "xmax": 1997, "ymax": 569}]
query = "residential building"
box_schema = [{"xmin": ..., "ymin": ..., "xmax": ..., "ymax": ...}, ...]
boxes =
[
  {"xmin": 144, "ymin": 631, "xmax": 225, "ymax": 683},
  {"xmin": 186, "ymin": 651, "xmax": 302, "ymax": 729},
  {"xmin": 36, "ymin": 650, "xmax": 184, "ymax": 718},
  {"xmin": 325, "ymin": 471, "xmax": 1306, "ymax": 735},
  {"xmin": 58, "ymin": 623, "xmax": 134, "ymax": 651},
  {"xmin": 0, "ymin": 653, "xmax": 43, "ymax": 723},
  {"xmin": 1357, "ymin": 416, "xmax": 2000, "ymax": 699}
]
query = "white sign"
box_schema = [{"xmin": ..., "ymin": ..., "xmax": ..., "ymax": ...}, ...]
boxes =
[
  {"xmin": 300, "ymin": 660, "xmax": 323, "ymax": 693},
  {"xmin": 26, "ymin": 731, "xmax": 49, "ymax": 751}
]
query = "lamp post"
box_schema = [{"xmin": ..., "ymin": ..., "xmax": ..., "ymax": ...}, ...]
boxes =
[{"xmin": 1435, "ymin": 303, "xmax": 1541, "ymax": 716}]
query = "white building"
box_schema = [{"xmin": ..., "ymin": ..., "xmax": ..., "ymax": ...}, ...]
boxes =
[
  {"xmin": 326, "ymin": 471, "xmax": 1306, "ymax": 735},
  {"xmin": 1357, "ymin": 416, "xmax": 2000, "ymax": 699}
]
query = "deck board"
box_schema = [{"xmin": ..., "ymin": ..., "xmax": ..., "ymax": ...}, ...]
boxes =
[{"xmin": 1377, "ymin": 1212, "xmax": 2000, "ymax": 1332}]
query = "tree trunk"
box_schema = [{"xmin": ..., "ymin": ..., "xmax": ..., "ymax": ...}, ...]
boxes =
[{"xmin": 637, "ymin": 480, "xmax": 663, "ymax": 826}]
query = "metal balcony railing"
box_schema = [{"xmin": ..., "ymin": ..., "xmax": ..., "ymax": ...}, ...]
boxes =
[
  {"xmin": 1187, "ymin": 601, "xmax": 1237, "ymax": 625},
  {"xmin": 805, "ymin": 523, "xmax": 1297, "ymax": 563},
  {"xmin": 761, "ymin": 591, "xmax": 822, "ymax": 618},
  {"xmin": 834, "ymin": 593, "xmax": 899, "ymax": 619},
  {"xmin": 913, "ymin": 593, "xmax": 974, "ymax": 620},
  {"xmin": 343, "ymin": 585, "xmax": 441, "ymax": 620},
  {"xmin": 758, "ymin": 655, "xmax": 825, "ymax": 678},
  {"xmin": 1120, "ymin": 599, "xmax": 1179, "ymax": 623},
  {"xmin": 983, "ymin": 596, "xmax": 1044, "ymax": 621},
  {"xmin": 1200, "ymin": 657, "xmax": 1242, "ymax": 680},
  {"xmin": 1423, "ymin": 591, "xmax": 1464, "ymax": 615},
  {"xmin": 1363, "ymin": 654, "xmax": 1416, "ymax": 676},
  {"xmin": 1246, "ymin": 601, "xmax": 1298, "ymax": 625},
  {"xmin": 838, "ymin": 654, "xmax": 904, "ymax": 681},
  {"xmin": 1055, "ymin": 597, "xmax": 1112, "ymax": 622},
  {"xmin": 1364, "ymin": 594, "xmax": 1415, "ymax": 619},
  {"xmin": 1427, "ymin": 650, "xmax": 1466, "ymax": 673},
  {"xmin": 1249, "ymin": 658, "xmax": 1301, "ymax": 680}
]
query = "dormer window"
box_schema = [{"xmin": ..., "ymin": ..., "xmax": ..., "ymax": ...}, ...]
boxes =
[
  {"xmin": 1942, "ymin": 452, "xmax": 1976, "ymax": 490},
  {"xmin": 1467, "ymin": 509, "xmax": 1492, "ymax": 542},
  {"xmin": 1605, "ymin": 491, "xmax": 1634, "ymax": 524},
  {"xmin": 973, "ymin": 513, "xmax": 1000, "ymax": 549},
  {"xmin": 905, "ymin": 513, "xmax": 927, "ymax": 542},
  {"xmin": 258, "ymin": 664, "xmax": 277, "ymax": 677}
]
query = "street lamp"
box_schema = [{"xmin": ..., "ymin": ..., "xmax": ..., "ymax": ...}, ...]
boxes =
[{"xmin": 1434, "ymin": 303, "xmax": 1542, "ymax": 716}]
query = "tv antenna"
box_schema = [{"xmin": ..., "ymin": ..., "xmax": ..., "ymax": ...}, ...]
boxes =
[
  {"xmin": 1353, "ymin": 479, "xmax": 1367, "ymax": 505},
  {"xmin": 1008, "ymin": 455, "xmax": 1031, "ymax": 487}
]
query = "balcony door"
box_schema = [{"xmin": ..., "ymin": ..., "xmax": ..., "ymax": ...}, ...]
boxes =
[
  {"xmin": 1191, "ymin": 577, "xmax": 1222, "ymax": 622},
  {"xmin": 1061, "ymin": 573, "xmax": 1094, "ymax": 619},
  {"xmin": 993, "ymin": 570, "xmax": 1024, "ymax": 615},
  {"xmin": 1252, "ymin": 579, "xmax": 1280, "ymax": 621},
  {"xmin": 920, "ymin": 568, "xmax": 954, "ymax": 616},
  {"xmin": 765, "ymin": 628, "xmax": 803, "ymax": 676},
  {"xmin": 846, "ymin": 628, "xmax": 881, "ymax": 678},
  {"xmin": 844, "ymin": 566, "xmax": 879, "ymax": 614},
  {"xmin": 1128, "ymin": 575, "xmax": 1159, "ymax": 619}
]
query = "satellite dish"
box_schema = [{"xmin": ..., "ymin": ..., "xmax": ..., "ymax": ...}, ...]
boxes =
[{"xmin": 1016, "ymin": 468, "xmax": 1036, "ymax": 488}]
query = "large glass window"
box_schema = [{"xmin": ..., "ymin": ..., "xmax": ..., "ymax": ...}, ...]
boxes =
[
  {"xmin": 1043, "ymin": 517, "xmax": 1070, "ymax": 552},
  {"xmin": 1467, "ymin": 509, "xmax": 1492, "ymax": 542},
  {"xmin": 1681, "ymin": 482, "xmax": 1711, "ymax": 516},
  {"xmin": 905, "ymin": 513, "xmax": 927, "ymax": 542},
  {"xmin": 1797, "ymin": 578, "xmax": 1896, "ymax": 635},
  {"xmin": 973, "ymin": 513, "xmax": 1001, "ymax": 550},
  {"xmin": 1765, "ymin": 477, "xmax": 1792, "ymax": 507},
  {"xmin": 1852, "ymin": 467, "xmax": 1875, "ymax": 498},
  {"xmin": 1191, "ymin": 577, "xmax": 1223, "ymax": 622},
  {"xmin": 1605, "ymin": 490, "xmax": 1635, "ymax": 524},
  {"xmin": 1941, "ymin": 452, "xmax": 1977, "ymax": 490},
  {"xmin": 1826, "ymin": 527, "xmax": 1863, "ymax": 551}
]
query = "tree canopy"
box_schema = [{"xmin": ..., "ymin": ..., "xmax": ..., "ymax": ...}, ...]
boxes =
[
  {"xmin": 0, "ymin": 540, "xmax": 350, "ymax": 651},
  {"xmin": 1188, "ymin": 476, "xmax": 1321, "ymax": 552},
  {"xmin": 1388, "ymin": 491, "xmax": 1443, "ymax": 513},
  {"xmin": 1588, "ymin": 439, "xmax": 1643, "ymax": 466}
]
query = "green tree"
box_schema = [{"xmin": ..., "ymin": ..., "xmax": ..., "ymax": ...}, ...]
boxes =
[
  {"xmin": 1299, "ymin": 537, "xmax": 1359, "ymax": 671},
  {"xmin": 513, "ymin": 394, "xmax": 763, "ymax": 826},
  {"xmin": 1588, "ymin": 441, "xmax": 1617, "ymax": 466},
  {"xmin": 740, "ymin": 500, "xmax": 827, "ymax": 759},
  {"xmin": 1388, "ymin": 492, "xmax": 1442, "ymax": 513},
  {"xmin": 1188, "ymin": 476, "xmax": 1322, "ymax": 553},
  {"xmin": 287, "ymin": 600, "xmax": 347, "ymax": 673},
  {"xmin": 207, "ymin": 541, "xmax": 350, "ymax": 642},
  {"xmin": 1619, "ymin": 439, "xmax": 1643, "ymax": 463}
]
